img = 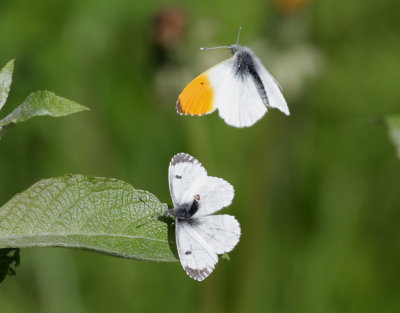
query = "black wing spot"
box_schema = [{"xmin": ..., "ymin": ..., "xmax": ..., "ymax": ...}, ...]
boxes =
[
  {"xmin": 175, "ymin": 175, "xmax": 182, "ymax": 179},
  {"xmin": 185, "ymin": 251, "xmax": 192, "ymax": 255}
]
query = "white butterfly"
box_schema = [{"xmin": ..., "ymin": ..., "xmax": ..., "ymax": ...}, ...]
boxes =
[
  {"xmin": 176, "ymin": 27, "xmax": 290, "ymax": 128},
  {"xmin": 168, "ymin": 153, "xmax": 241, "ymax": 281}
]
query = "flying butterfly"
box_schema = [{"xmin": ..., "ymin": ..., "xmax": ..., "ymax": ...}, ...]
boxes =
[{"xmin": 176, "ymin": 27, "xmax": 289, "ymax": 128}]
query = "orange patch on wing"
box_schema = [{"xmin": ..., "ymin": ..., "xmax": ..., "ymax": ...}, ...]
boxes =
[{"xmin": 176, "ymin": 73, "xmax": 214, "ymax": 115}]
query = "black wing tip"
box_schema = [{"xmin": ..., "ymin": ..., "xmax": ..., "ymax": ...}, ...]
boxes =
[
  {"xmin": 176, "ymin": 98, "xmax": 185, "ymax": 114},
  {"xmin": 184, "ymin": 266, "xmax": 212, "ymax": 281},
  {"xmin": 171, "ymin": 153, "xmax": 197, "ymax": 166}
]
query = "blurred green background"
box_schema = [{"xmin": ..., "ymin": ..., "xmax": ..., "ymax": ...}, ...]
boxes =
[{"xmin": 1, "ymin": 0, "xmax": 400, "ymax": 312}]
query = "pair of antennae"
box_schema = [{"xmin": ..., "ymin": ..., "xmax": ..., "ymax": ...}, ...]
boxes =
[{"xmin": 200, "ymin": 26, "xmax": 242, "ymax": 51}]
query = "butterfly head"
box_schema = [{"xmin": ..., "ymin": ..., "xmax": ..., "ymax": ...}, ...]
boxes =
[
  {"xmin": 173, "ymin": 197, "xmax": 200, "ymax": 221},
  {"xmin": 229, "ymin": 44, "xmax": 241, "ymax": 54}
]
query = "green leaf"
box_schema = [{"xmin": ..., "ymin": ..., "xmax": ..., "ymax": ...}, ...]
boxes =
[
  {"xmin": 0, "ymin": 175, "xmax": 177, "ymax": 262},
  {"xmin": 0, "ymin": 59, "xmax": 88, "ymax": 139},
  {"xmin": 0, "ymin": 248, "xmax": 20, "ymax": 283},
  {"xmin": 386, "ymin": 114, "xmax": 400, "ymax": 159},
  {"xmin": 0, "ymin": 90, "xmax": 89, "ymax": 127},
  {"xmin": 0, "ymin": 59, "xmax": 14, "ymax": 112}
]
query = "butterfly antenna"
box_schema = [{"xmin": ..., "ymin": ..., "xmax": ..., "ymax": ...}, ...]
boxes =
[
  {"xmin": 236, "ymin": 26, "xmax": 242, "ymax": 45},
  {"xmin": 200, "ymin": 45, "xmax": 231, "ymax": 51},
  {"xmin": 200, "ymin": 27, "xmax": 242, "ymax": 51}
]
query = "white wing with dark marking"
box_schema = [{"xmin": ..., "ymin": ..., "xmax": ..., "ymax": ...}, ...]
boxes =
[
  {"xmin": 168, "ymin": 153, "xmax": 234, "ymax": 215},
  {"xmin": 168, "ymin": 153, "xmax": 207, "ymax": 208},
  {"xmin": 192, "ymin": 176, "xmax": 234, "ymax": 216},
  {"xmin": 207, "ymin": 58, "xmax": 267, "ymax": 128},
  {"xmin": 176, "ymin": 221, "xmax": 218, "ymax": 281},
  {"xmin": 253, "ymin": 55, "xmax": 290, "ymax": 116},
  {"xmin": 176, "ymin": 215, "xmax": 241, "ymax": 281}
]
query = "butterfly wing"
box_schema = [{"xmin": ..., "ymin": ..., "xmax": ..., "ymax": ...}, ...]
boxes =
[
  {"xmin": 177, "ymin": 58, "xmax": 267, "ymax": 128},
  {"xmin": 194, "ymin": 215, "xmax": 241, "ymax": 254},
  {"xmin": 207, "ymin": 58, "xmax": 267, "ymax": 128},
  {"xmin": 176, "ymin": 214, "xmax": 241, "ymax": 281},
  {"xmin": 176, "ymin": 221, "xmax": 218, "ymax": 281},
  {"xmin": 192, "ymin": 176, "xmax": 234, "ymax": 216},
  {"xmin": 168, "ymin": 153, "xmax": 207, "ymax": 208},
  {"xmin": 176, "ymin": 69, "xmax": 218, "ymax": 116},
  {"xmin": 252, "ymin": 55, "xmax": 290, "ymax": 116},
  {"xmin": 169, "ymin": 153, "xmax": 234, "ymax": 215}
]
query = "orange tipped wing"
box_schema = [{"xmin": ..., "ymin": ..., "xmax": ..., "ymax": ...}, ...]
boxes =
[{"xmin": 176, "ymin": 73, "xmax": 215, "ymax": 115}]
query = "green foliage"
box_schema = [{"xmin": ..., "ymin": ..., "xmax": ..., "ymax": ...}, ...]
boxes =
[
  {"xmin": 0, "ymin": 91, "xmax": 88, "ymax": 128},
  {"xmin": 0, "ymin": 58, "xmax": 174, "ymax": 285},
  {"xmin": 0, "ymin": 59, "xmax": 14, "ymax": 112},
  {"xmin": 1, "ymin": 0, "xmax": 400, "ymax": 311},
  {"xmin": 0, "ymin": 59, "xmax": 93, "ymax": 284},
  {"xmin": 0, "ymin": 60, "xmax": 89, "ymax": 140},
  {"xmin": 386, "ymin": 115, "xmax": 400, "ymax": 159},
  {"xmin": 0, "ymin": 175, "xmax": 177, "ymax": 262}
]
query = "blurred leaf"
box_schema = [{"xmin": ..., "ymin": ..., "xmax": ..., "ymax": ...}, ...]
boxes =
[
  {"xmin": 0, "ymin": 90, "xmax": 89, "ymax": 139},
  {"xmin": 0, "ymin": 59, "xmax": 14, "ymax": 112},
  {"xmin": 0, "ymin": 248, "xmax": 20, "ymax": 283},
  {"xmin": 386, "ymin": 114, "xmax": 400, "ymax": 159},
  {"xmin": 0, "ymin": 175, "xmax": 177, "ymax": 263}
]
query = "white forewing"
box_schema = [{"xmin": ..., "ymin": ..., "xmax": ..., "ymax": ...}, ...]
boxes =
[
  {"xmin": 192, "ymin": 176, "xmax": 234, "ymax": 216},
  {"xmin": 176, "ymin": 215, "xmax": 241, "ymax": 281},
  {"xmin": 169, "ymin": 153, "xmax": 234, "ymax": 215},
  {"xmin": 168, "ymin": 153, "xmax": 207, "ymax": 208},
  {"xmin": 254, "ymin": 56, "xmax": 290, "ymax": 116},
  {"xmin": 207, "ymin": 59, "xmax": 267, "ymax": 128}
]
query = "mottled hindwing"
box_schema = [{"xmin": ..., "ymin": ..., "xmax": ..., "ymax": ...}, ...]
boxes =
[{"xmin": 176, "ymin": 215, "xmax": 241, "ymax": 281}]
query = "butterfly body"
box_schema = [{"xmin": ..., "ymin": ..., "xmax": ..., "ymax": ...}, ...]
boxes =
[
  {"xmin": 172, "ymin": 200, "xmax": 199, "ymax": 221},
  {"xmin": 168, "ymin": 153, "xmax": 241, "ymax": 281},
  {"xmin": 176, "ymin": 35, "xmax": 289, "ymax": 128},
  {"xmin": 231, "ymin": 46, "xmax": 269, "ymax": 106}
]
